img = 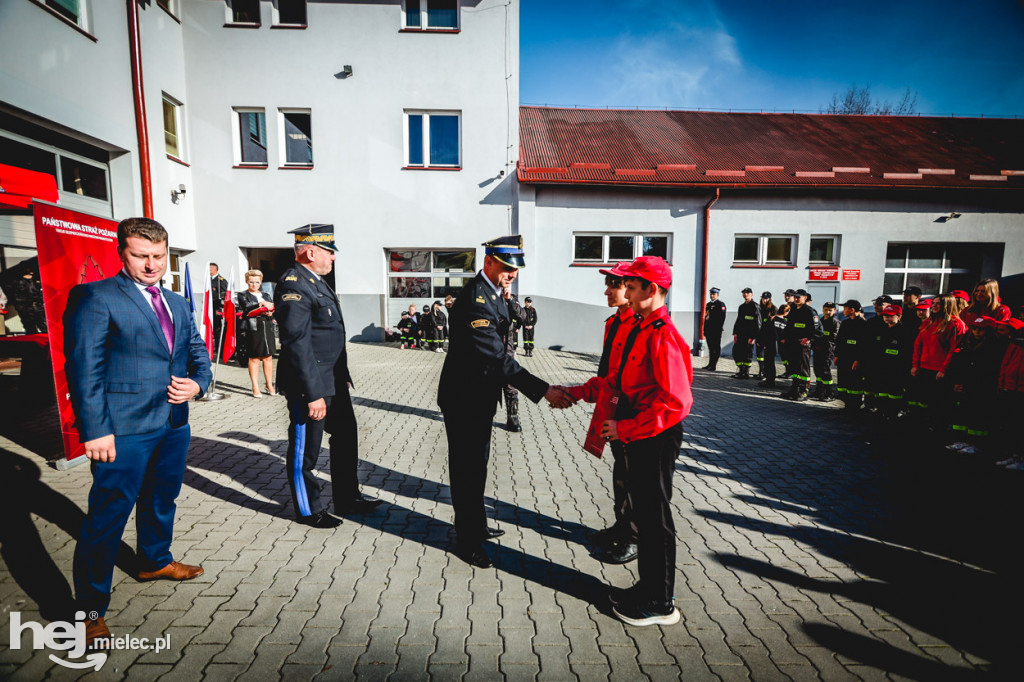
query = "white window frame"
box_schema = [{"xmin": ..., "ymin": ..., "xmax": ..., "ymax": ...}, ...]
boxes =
[
  {"xmin": 404, "ymin": 110, "xmax": 462, "ymax": 169},
  {"xmin": 272, "ymin": 0, "xmax": 307, "ymax": 26},
  {"xmin": 225, "ymin": 0, "xmax": 261, "ymax": 25},
  {"xmin": 232, "ymin": 107, "xmax": 268, "ymax": 167},
  {"xmin": 162, "ymin": 93, "xmax": 185, "ymax": 161},
  {"xmin": 156, "ymin": 0, "xmax": 178, "ymax": 18},
  {"xmin": 167, "ymin": 250, "xmax": 184, "ymax": 294},
  {"xmin": 277, "ymin": 108, "xmax": 313, "ymax": 167},
  {"xmin": 733, "ymin": 234, "xmax": 797, "ymax": 266},
  {"xmin": 42, "ymin": 0, "xmax": 90, "ymax": 31},
  {"xmin": 808, "ymin": 235, "xmax": 840, "ymax": 266},
  {"xmin": 571, "ymin": 233, "xmax": 673, "ymax": 264},
  {"xmin": 402, "ymin": 0, "xmax": 460, "ymax": 30},
  {"xmin": 883, "ymin": 245, "xmax": 974, "ymax": 297}
]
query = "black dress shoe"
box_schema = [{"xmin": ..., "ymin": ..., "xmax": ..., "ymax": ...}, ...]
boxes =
[
  {"xmin": 456, "ymin": 545, "xmax": 493, "ymax": 568},
  {"xmin": 298, "ymin": 511, "xmax": 342, "ymax": 528},
  {"xmin": 484, "ymin": 526, "xmax": 505, "ymax": 539},
  {"xmin": 600, "ymin": 542, "xmax": 638, "ymax": 564},
  {"xmin": 337, "ymin": 495, "xmax": 383, "ymax": 514},
  {"xmin": 507, "ymin": 415, "xmax": 522, "ymax": 432}
]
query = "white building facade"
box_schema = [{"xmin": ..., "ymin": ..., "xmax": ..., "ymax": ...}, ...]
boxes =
[{"xmin": 2, "ymin": 0, "xmax": 519, "ymax": 339}]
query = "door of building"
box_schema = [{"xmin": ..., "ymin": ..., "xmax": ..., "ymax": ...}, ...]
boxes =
[{"xmin": 807, "ymin": 283, "xmax": 838, "ymax": 309}]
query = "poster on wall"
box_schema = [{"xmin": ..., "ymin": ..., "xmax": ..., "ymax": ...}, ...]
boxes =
[{"xmin": 33, "ymin": 202, "xmax": 122, "ymax": 464}]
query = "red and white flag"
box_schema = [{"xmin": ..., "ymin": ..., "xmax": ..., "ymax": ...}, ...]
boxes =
[
  {"xmin": 221, "ymin": 267, "xmax": 237, "ymax": 363},
  {"xmin": 201, "ymin": 262, "xmax": 215, "ymax": 360}
]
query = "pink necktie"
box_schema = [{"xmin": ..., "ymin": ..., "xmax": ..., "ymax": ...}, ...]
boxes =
[{"xmin": 145, "ymin": 285, "xmax": 175, "ymax": 350}]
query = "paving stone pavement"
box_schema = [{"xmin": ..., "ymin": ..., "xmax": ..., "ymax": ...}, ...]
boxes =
[{"xmin": 1, "ymin": 343, "xmax": 1019, "ymax": 680}]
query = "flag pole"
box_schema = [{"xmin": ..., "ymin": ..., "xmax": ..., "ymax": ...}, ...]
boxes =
[{"xmin": 199, "ymin": 296, "xmax": 229, "ymax": 402}]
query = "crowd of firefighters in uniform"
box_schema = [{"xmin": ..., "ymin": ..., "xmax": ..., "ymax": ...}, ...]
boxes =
[
  {"xmin": 390, "ymin": 297, "xmax": 539, "ymax": 356},
  {"xmin": 703, "ymin": 280, "xmax": 1024, "ymax": 468}
]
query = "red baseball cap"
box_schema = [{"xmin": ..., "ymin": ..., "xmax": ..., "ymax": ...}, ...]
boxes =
[
  {"xmin": 950, "ymin": 290, "xmax": 970, "ymax": 301},
  {"xmin": 882, "ymin": 304, "xmax": 903, "ymax": 316},
  {"xmin": 619, "ymin": 256, "xmax": 672, "ymax": 289},
  {"xmin": 915, "ymin": 301, "xmax": 931, "ymax": 310},
  {"xmin": 599, "ymin": 261, "xmax": 632, "ymax": 278},
  {"xmin": 968, "ymin": 314, "xmax": 996, "ymax": 329}
]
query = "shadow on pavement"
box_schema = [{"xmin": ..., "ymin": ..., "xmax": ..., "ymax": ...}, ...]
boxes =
[
  {"xmin": 682, "ymin": 370, "xmax": 1023, "ymax": 677},
  {"xmin": 0, "ymin": 448, "xmax": 137, "ymax": 622}
]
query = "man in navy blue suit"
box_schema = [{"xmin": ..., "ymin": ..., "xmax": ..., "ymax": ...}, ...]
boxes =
[{"xmin": 64, "ymin": 217, "xmax": 212, "ymax": 647}]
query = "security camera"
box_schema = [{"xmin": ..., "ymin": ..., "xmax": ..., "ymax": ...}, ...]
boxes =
[{"xmin": 178, "ymin": 184, "xmax": 187, "ymax": 195}]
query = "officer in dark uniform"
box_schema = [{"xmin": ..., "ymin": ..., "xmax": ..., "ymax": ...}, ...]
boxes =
[
  {"xmin": 276, "ymin": 224, "xmax": 380, "ymax": 528},
  {"xmin": 755, "ymin": 292, "xmax": 777, "ymax": 378},
  {"xmin": 782, "ymin": 289, "xmax": 819, "ymax": 401},
  {"xmin": 732, "ymin": 287, "xmax": 760, "ymax": 379},
  {"xmin": 901, "ymin": 286, "xmax": 923, "ymax": 339},
  {"xmin": 811, "ymin": 302, "xmax": 840, "ymax": 400},
  {"xmin": 835, "ymin": 300, "xmax": 868, "ymax": 412},
  {"xmin": 863, "ymin": 295, "xmax": 893, "ymax": 410},
  {"xmin": 779, "ymin": 289, "xmax": 797, "ymax": 377},
  {"xmin": 437, "ymin": 235, "xmax": 568, "ymax": 568},
  {"xmin": 703, "ymin": 287, "xmax": 726, "ymax": 371},
  {"xmin": 521, "ymin": 297, "xmax": 538, "ymax": 356},
  {"xmin": 209, "ymin": 264, "xmax": 228, "ymax": 357},
  {"xmin": 4, "ymin": 263, "xmax": 47, "ymax": 334}
]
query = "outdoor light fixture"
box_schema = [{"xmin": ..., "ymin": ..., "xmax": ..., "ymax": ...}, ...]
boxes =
[
  {"xmin": 335, "ymin": 65, "xmax": 353, "ymax": 79},
  {"xmin": 171, "ymin": 184, "xmax": 187, "ymax": 203},
  {"xmin": 948, "ymin": 211, "xmax": 962, "ymax": 220},
  {"xmin": 935, "ymin": 211, "xmax": 962, "ymax": 223}
]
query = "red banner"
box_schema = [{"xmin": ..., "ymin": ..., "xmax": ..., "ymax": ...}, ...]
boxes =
[
  {"xmin": 34, "ymin": 202, "xmax": 122, "ymax": 462},
  {"xmin": 808, "ymin": 267, "xmax": 839, "ymax": 281},
  {"xmin": 842, "ymin": 269, "xmax": 862, "ymax": 281}
]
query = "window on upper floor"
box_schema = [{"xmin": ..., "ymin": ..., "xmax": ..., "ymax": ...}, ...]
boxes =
[
  {"xmin": 733, "ymin": 235, "xmax": 796, "ymax": 266},
  {"xmin": 405, "ymin": 111, "xmax": 461, "ymax": 169},
  {"xmin": 226, "ymin": 0, "xmax": 260, "ymax": 25},
  {"xmin": 571, "ymin": 233, "xmax": 671, "ymax": 264},
  {"xmin": 403, "ymin": 0, "xmax": 459, "ymax": 30},
  {"xmin": 273, "ymin": 0, "xmax": 307, "ymax": 26},
  {"xmin": 60, "ymin": 157, "xmax": 108, "ymax": 201},
  {"xmin": 162, "ymin": 95, "xmax": 185, "ymax": 161},
  {"xmin": 279, "ymin": 109, "xmax": 313, "ymax": 166},
  {"xmin": 41, "ymin": 0, "xmax": 89, "ymax": 31},
  {"xmin": 233, "ymin": 109, "xmax": 268, "ymax": 166},
  {"xmin": 0, "ymin": 129, "xmax": 111, "ymax": 209}
]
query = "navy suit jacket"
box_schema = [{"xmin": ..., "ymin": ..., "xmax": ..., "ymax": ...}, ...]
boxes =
[{"xmin": 64, "ymin": 271, "xmax": 212, "ymax": 442}]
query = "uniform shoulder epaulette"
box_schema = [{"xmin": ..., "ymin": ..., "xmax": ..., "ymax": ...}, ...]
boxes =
[{"xmin": 651, "ymin": 319, "xmax": 667, "ymax": 329}]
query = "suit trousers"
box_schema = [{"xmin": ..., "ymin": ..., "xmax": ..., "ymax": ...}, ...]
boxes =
[
  {"xmin": 705, "ymin": 330, "xmax": 722, "ymax": 367},
  {"xmin": 623, "ymin": 421, "xmax": 683, "ymax": 603},
  {"xmin": 74, "ymin": 423, "xmax": 190, "ymax": 616},
  {"xmin": 442, "ymin": 402, "xmax": 497, "ymax": 548},
  {"xmin": 326, "ymin": 385, "xmax": 361, "ymax": 506}
]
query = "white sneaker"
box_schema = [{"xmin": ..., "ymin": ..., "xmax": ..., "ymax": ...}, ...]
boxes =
[
  {"xmin": 436, "ymin": 348, "xmax": 444, "ymax": 353},
  {"xmin": 959, "ymin": 445, "xmax": 980, "ymax": 455},
  {"xmin": 945, "ymin": 442, "xmax": 969, "ymax": 452}
]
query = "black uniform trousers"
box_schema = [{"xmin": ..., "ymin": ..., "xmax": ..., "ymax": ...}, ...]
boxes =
[
  {"xmin": 502, "ymin": 384, "xmax": 519, "ymax": 418},
  {"xmin": 609, "ymin": 441, "xmax": 635, "ymax": 539},
  {"xmin": 812, "ymin": 346, "xmax": 835, "ymax": 385},
  {"xmin": 793, "ymin": 343, "xmax": 812, "ymax": 383},
  {"xmin": 837, "ymin": 358, "xmax": 865, "ymax": 407},
  {"xmin": 286, "ymin": 386, "xmax": 359, "ymax": 518},
  {"xmin": 623, "ymin": 421, "xmax": 683, "ymax": 603},
  {"xmin": 761, "ymin": 341, "xmax": 778, "ymax": 383},
  {"xmin": 733, "ymin": 337, "xmax": 754, "ymax": 367},
  {"xmin": 705, "ymin": 329, "xmax": 723, "ymax": 368},
  {"xmin": 523, "ymin": 327, "xmax": 535, "ymax": 350},
  {"xmin": 442, "ymin": 401, "xmax": 498, "ymax": 548}
]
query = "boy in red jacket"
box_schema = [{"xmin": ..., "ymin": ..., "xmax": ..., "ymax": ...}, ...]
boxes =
[{"xmin": 596, "ymin": 256, "xmax": 694, "ymax": 626}]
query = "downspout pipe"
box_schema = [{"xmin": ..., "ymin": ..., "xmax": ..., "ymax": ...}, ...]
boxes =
[
  {"xmin": 127, "ymin": 0, "xmax": 154, "ymax": 218},
  {"xmin": 698, "ymin": 188, "xmax": 720, "ymax": 349}
]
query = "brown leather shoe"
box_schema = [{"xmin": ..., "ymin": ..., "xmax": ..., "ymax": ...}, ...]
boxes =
[
  {"xmin": 84, "ymin": 617, "xmax": 111, "ymax": 649},
  {"xmin": 137, "ymin": 560, "xmax": 204, "ymax": 581}
]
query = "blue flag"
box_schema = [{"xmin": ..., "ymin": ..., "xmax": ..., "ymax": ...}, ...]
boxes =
[{"xmin": 183, "ymin": 262, "xmax": 196, "ymax": 315}]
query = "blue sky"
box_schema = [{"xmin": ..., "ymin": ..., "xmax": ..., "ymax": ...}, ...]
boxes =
[{"xmin": 520, "ymin": 0, "xmax": 1024, "ymax": 117}]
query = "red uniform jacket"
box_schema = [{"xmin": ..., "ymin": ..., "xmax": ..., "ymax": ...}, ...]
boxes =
[{"xmin": 913, "ymin": 317, "xmax": 967, "ymax": 373}]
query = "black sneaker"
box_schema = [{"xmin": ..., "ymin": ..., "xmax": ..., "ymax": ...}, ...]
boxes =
[{"xmin": 612, "ymin": 598, "xmax": 680, "ymax": 626}]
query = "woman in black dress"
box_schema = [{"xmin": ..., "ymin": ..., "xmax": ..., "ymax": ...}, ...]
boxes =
[{"xmin": 238, "ymin": 269, "xmax": 277, "ymax": 398}]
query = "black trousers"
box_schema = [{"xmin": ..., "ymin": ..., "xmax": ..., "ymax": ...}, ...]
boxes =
[
  {"xmin": 812, "ymin": 346, "xmax": 835, "ymax": 384},
  {"xmin": 761, "ymin": 343, "xmax": 777, "ymax": 382},
  {"xmin": 733, "ymin": 336, "xmax": 754, "ymax": 367},
  {"xmin": 706, "ymin": 330, "xmax": 722, "ymax": 367},
  {"xmin": 523, "ymin": 327, "xmax": 535, "ymax": 350},
  {"xmin": 623, "ymin": 421, "xmax": 684, "ymax": 603},
  {"xmin": 286, "ymin": 386, "xmax": 360, "ymax": 518},
  {"xmin": 503, "ymin": 384, "xmax": 519, "ymax": 418},
  {"xmin": 609, "ymin": 441, "xmax": 635, "ymax": 538},
  {"xmin": 442, "ymin": 402, "xmax": 498, "ymax": 548},
  {"xmin": 792, "ymin": 343, "xmax": 812, "ymax": 383}
]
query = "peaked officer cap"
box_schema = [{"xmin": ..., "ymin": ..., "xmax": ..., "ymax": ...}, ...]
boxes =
[
  {"xmin": 289, "ymin": 223, "xmax": 337, "ymax": 252},
  {"xmin": 483, "ymin": 235, "xmax": 526, "ymax": 268}
]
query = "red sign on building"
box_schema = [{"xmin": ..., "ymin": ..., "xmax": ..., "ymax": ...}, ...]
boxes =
[
  {"xmin": 808, "ymin": 267, "xmax": 839, "ymax": 281},
  {"xmin": 842, "ymin": 269, "xmax": 862, "ymax": 281}
]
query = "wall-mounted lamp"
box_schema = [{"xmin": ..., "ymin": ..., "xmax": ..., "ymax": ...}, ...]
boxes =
[
  {"xmin": 947, "ymin": 211, "xmax": 962, "ymax": 220},
  {"xmin": 935, "ymin": 211, "xmax": 961, "ymax": 223},
  {"xmin": 171, "ymin": 184, "xmax": 187, "ymax": 203},
  {"xmin": 335, "ymin": 65, "xmax": 353, "ymax": 79}
]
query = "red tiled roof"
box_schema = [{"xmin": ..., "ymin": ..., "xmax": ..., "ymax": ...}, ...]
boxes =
[{"xmin": 518, "ymin": 107, "xmax": 1024, "ymax": 190}]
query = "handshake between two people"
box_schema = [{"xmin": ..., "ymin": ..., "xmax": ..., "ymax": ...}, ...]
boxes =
[{"xmin": 543, "ymin": 385, "xmax": 577, "ymax": 409}]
